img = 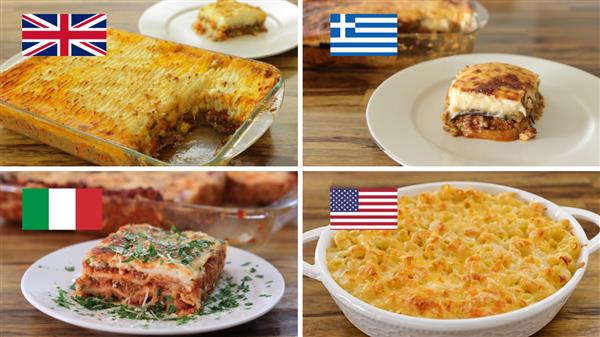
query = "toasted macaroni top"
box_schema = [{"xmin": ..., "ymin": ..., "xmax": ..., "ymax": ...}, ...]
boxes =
[{"xmin": 327, "ymin": 185, "xmax": 582, "ymax": 319}]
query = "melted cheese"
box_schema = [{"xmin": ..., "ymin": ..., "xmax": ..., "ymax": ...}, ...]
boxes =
[
  {"xmin": 448, "ymin": 88, "xmax": 527, "ymax": 120},
  {"xmin": 327, "ymin": 186, "xmax": 582, "ymax": 319},
  {"xmin": 86, "ymin": 224, "xmax": 225, "ymax": 288}
]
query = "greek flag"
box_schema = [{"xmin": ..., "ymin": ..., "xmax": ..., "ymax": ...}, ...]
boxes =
[{"xmin": 330, "ymin": 14, "xmax": 398, "ymax": 56}]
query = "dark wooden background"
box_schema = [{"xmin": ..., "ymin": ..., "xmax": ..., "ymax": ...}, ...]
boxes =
[
  {"xmin": 0, "ymin": 0, "xmax": 298, "ymax": 166},
  {"xmin": 303, "ymin": 0, "xmax": 600, "ymax": 166},
  {"xmin": 303, "ymin": 171, "xmax": 600, "ymax": 337},
  {"xmin": 0, "ymin": 217, "xmax": 298, "ymax": 337}
]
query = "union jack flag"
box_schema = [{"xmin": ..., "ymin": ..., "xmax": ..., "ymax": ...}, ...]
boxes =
[{"xmin": 22, "ymin": 13, "xmax": 107, "ymax": 57}]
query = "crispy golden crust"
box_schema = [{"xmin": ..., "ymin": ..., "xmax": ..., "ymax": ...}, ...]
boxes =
[
  {"xmin": 327, "ymin": 186, "xmax": 582, "ymax": 319},
  {"xmin": 0, "ymin": 28, "xmax": 280, "ymax": 155},
  {"xmin": 450, "ymin": 63, "xmax": 540, "ymax": 101},
  {"xmin": 225, "ymin": 172, "xmax": 296, "ymax": 206},
  {"xmin": 76, "ymin": 224, "xmax": 227, "ymax": 316},
  {"xmin": 303, "ymin": 0, "xmax": 475, "ymax": 46}
]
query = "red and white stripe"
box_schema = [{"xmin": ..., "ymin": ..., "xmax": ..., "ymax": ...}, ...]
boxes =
[{"xmin": 330, "ymin": 188, "xmax": 398, "ymax": 230}]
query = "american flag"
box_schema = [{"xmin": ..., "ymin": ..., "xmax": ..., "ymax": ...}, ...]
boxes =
[
  {"xmin": 330, "ymin": 14, "xmax": 398, "ymax": 56},
  {"xmin": 22, "ymin": 13, "xmax": 107, "ymax": 57},
  {"xmin": 330, "ymin": 188, "xmax": 398, "ymax": 230}
]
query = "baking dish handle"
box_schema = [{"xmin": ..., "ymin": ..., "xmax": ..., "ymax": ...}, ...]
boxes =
[
  {"xmin": 303, "ymin": 227, "xmax": 327, "ymax": 281},
  {"xmin": 562, "ymin": 207, "xmax": 600, "ymax": 254}
]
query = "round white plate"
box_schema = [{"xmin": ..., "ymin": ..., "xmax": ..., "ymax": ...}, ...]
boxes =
[
  {"xmin": 21, "ymin": 240, "xmax": 285, "ymax": 335},
  {"xmin": 138, "ymin": 0, "xmax": 298, "ymax": 59},
  {"xmin": 366, "ymin": 53, "xmax": 600, "ymax": 166}
]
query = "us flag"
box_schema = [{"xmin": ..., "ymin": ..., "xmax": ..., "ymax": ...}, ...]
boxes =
[
  {"xmin": 22, "ymin": 13, "xmax": 107, "ymax": 56},
  {"xmin": 330, "ymin": 188, "xmax": 398, "ymax": 230}
]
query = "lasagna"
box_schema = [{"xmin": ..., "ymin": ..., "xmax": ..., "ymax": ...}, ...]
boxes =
[
  {"xmin": 0, "ymin": 172, "xmax": 297, "ymax": 234},
  {"xmin": 442, "ymin": 62, "xmax": 544, "ymax": 141},
  {"xmin": 75, "ymin": 224, "xmax": 227, "ymax": 316},
  {"xmin": 327, "ymin": 186, "xmax": 582, "ymax": 319},
  {"xmin": 193, "ymin": 0, "xmax": 268, "ymax": 41},
  {"xmin": 0, "ymin": 28, "xmax": 280, "ymax": 156}
]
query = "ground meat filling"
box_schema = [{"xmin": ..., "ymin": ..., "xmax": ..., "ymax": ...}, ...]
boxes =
[{"xmin": 454, "ymin": 115, "xmax": 517, "ymax": 132}]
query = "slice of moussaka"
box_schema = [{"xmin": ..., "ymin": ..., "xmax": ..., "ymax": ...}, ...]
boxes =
[
  {"xmin": 442, "ymin": 62, "xmax": 544, "ymax": 141},
  {"xmin": 0, "ymin": 28, "xmax": 280, "ymax": 156},
  {"xmin": 193, "ymin": 0, "xmax": 268, "ymax": 41}
]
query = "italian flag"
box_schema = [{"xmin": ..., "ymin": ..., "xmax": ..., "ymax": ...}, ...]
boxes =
[{"xmin": 22, "ymin": 188, "xmax": 103, "ymax": 230}]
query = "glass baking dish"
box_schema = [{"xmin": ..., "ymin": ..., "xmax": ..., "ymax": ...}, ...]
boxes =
[
  {"xmin": 0, "ymin": 53, "xmax": 284, "ymax": 166},
  {"xmin": 0, "ymin": 181, "xmax": 297, "ymax": 250},
  {"xmin": 303, "ymin": 0, "xmax": 489, "ymax": 69}
]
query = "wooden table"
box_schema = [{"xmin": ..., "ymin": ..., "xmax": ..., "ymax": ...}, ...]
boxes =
[
  {"xmin": 303, "ymin": 0, "xmax": 600, "ymax": 166},
  {"xmin": 0, "ymin": 218, "xmax": 298, "ymax": 337},
  {"xmin": 303, "ymin": 172, "xmax": 600, "ymax": 337},
  {"xmin": 0, "ymin": 0, "xmax": 298, "ymax": 166}
]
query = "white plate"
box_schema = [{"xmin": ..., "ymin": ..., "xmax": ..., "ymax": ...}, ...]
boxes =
[
  {"xmin": 138, "ymin": 0, "xmax": 298, "ymax": 59},
  {"xmin": 366, "ymin": 53, "xmax": 600, "ymax": 166},
  {"xmin": 21, "ymin": 240, "xmax": 285, "ymax": 335}
]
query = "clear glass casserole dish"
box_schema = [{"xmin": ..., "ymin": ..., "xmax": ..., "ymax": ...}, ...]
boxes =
[
  {"xmin": 0, "ymin": 53, "xmax": 284, "ymax": 166},
  {"xmin": 0, "ymin": 181, "xmax": 297, "ymax": 250},
  {"xmin": 303, "ymin": 0, "xmax": 489, "ymax": 69}
]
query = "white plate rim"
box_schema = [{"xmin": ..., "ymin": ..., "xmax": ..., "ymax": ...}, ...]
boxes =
[
  {"xmin": 366, "ymin": 53, "xmax": 600, "ymax": 166},
  {"xmin": 137, "ymin": 0, "xmax": 298, "ymax": 59},
  {"xmin": 20, "ymin": 239, "xmax": 286, "ymax": 335}
]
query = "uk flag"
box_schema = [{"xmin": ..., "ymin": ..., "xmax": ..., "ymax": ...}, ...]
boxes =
[{"xmin": 22, "ymin": 13, "xmax": 107, "ymax": 56}]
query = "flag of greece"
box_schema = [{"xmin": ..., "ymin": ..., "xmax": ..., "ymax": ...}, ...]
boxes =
[{"xmin": 330, "ymin": 13, "xmax": 398, "ymax": 56}]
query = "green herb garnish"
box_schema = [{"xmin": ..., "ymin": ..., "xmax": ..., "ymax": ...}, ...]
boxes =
[{"xmin": 64, "ymin": 266, "xmax": 75, "ymax": 272}]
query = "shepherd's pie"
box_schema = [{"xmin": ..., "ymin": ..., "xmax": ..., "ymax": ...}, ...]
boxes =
[{"xmin": 0, "ymin": 28, "xmax": 280, "ymax": 155}]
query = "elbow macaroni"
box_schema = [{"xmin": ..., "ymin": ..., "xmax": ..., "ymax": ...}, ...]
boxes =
[{"xmin": 326, "ymin": 185, "xmax": 582, "ymax": 319}]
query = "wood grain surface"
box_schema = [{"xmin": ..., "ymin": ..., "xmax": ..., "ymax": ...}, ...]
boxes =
[
  {"xmin": 303, "ymin": 0, "xmax": 600, "ymax": 166},
  {"xmin": 0, "ymin": 215, "xmax": 298, "ymax": 337},
  {"xmin": 0, "ymin": 0, "xmax": 298, "ymax": 166},
  {"xmin": 303, "ymin": 172, "xmax": 600, "ymax": 337}
]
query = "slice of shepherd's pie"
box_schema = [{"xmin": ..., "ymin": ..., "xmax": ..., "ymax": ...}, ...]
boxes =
[
  {"xmin": 75, "ymin": 224, "xmax": 226, "ymax": 316},
  {"xmin": 442, "ymin": 62, "xmax": 544, "ymax": 141},
  {"xmin": 193, "ymin": 0, "xmax": 267, "ymax": 41}
]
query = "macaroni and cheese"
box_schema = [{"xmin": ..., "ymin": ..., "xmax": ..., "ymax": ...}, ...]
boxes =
[{"xmin": 327, "ymin": 185, "xmax": 581, "ymax": 319}]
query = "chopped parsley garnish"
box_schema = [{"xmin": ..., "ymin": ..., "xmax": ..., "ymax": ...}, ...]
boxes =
[
  {"xmin": 104, "ymin": 228, "xmax": 216, "ymax": 266},
  {"xmin": 249, "ymin": 267, "xmax": 256, "ymax": 273},
  {"xmin": 51, "ymin": 272, "xmax": 256, "ymax": 325},
  {"xmin": 53, "ymin": 288, "xmax": 73, "ymax": 308},
  {"xmin": 241, "ymin": 262, "xmax": 251, "ymax": 267},
  {"xmin": 259, "ymin": 294, "xmax": 272, "ymax": 298},
  {"xmin": 64, "ymin": 266, "xmax": 75, "ymax": 272}
]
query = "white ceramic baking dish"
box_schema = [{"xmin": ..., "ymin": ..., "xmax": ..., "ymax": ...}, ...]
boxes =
[{"xmin": 303, "ymin": 181, "xmax": 600, "ymax": 337}]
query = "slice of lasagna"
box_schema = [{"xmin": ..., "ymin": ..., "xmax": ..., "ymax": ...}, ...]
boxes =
[
  {"xmin": 193, "ymin": 0, "xmax": 267, "ymax": 41},
  {"xmin": 75, "ymin": 224, "xmax": 226, "ymax": 316},
  {"xmin": 442, "ymin": 62, "xmax": 544, "ymax": 141}
]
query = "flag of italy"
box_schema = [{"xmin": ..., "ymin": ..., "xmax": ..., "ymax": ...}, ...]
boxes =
[{"xmin": 22, "ymin": 188, "xmax": 103, "ymax": 230}]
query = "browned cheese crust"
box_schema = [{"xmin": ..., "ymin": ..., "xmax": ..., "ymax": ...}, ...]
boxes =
[
  {"xmin": 225, "ymin": 172, "xmax": 297, "ymax": 206},
  {"xmin": 303, "ymin": 0, "xmax": 475, "ymax": 46},
  {"xmin": 442, "ymin": 62, "xmax": 544, "ymax": 141}
]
